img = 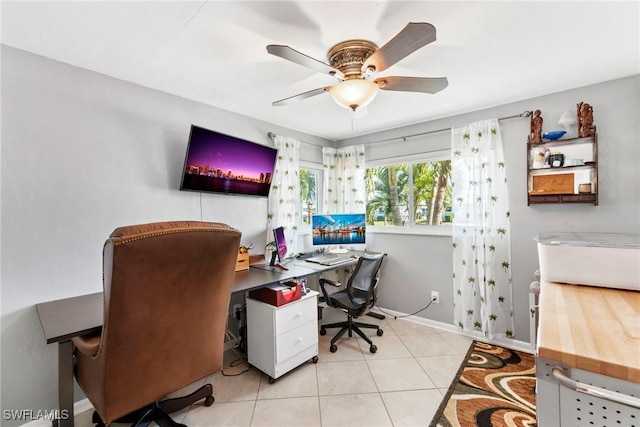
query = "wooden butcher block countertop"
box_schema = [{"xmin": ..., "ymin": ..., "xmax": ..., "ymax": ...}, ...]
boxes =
[{"xmin": 537, "ymin": 281, "xmax": 640, "ymax": 384}]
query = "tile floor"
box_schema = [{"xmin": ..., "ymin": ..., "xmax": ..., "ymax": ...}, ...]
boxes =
[{"xmin": 74, "ymin": 308, "xmax": 473, "ymax": 427}]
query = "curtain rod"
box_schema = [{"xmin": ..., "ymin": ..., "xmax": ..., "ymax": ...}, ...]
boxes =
[
  {"xmin": 268, "ymin": 110, "xmax": 532, "ymax": 147},
  {"xmin": 267, "ymin": 132, "xmax": 326, "ymax": 148},
  {"xmin": 364, "ymin": 110, "xmax": 533, "ymax": 145}
]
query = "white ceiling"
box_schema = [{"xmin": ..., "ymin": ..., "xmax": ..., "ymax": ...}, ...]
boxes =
[{"xmin": 2, "ymin": 1, "xmax": 639, "ymax": 140}]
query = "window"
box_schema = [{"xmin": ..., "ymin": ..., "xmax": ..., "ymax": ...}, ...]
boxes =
[
  {"xmin": 365, "ymin": 158, "xmax": 452, "ymax": 228},
  {"xmin": 299, "ymin": 166, "xmax": 320, "ymax": 225}
]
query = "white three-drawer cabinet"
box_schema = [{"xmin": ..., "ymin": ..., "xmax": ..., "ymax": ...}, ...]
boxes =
[{"xmin": 247, "ymin": 290, "xmax": 319, "ymax": 382}]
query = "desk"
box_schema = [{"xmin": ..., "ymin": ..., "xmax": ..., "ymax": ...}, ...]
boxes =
[
  {"xmin": 35, "ymin": 252, "xmax": 368, "ymax": 426},
  {"xmin": 36, "ymin": 293, "xmax": 103, "ymax": 427}
]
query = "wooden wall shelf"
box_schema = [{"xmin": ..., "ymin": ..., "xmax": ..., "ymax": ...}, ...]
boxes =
[{"xmin": 527, "ymin": 129, "xmax": 598, "ymax": 206}]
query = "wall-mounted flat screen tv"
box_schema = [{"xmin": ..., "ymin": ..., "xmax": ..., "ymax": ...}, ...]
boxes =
[{"xmin": 180, "ymin": 125, "xmax": 278, "ymax": 197}]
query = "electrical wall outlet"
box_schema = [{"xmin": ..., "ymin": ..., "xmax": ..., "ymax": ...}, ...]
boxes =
[{"xmin": 431, "ymin": 291, "xmax": 440, "ymax": 304}]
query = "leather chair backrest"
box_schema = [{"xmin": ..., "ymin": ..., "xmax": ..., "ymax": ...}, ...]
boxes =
[{"xmin": 75, "ymin": 221, "xmax": 241, "ymax": 422}]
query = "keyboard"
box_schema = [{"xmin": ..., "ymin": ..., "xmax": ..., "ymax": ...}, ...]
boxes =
[{"xmin": 305, "ymin": 253, "xmax": 355, "ymax": 266}]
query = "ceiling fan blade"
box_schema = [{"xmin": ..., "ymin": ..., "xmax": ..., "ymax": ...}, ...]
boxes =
[
  {"xmin": 363, "ymin": 22, "xmax": 437, "ymax": 73},
  {"xmin": 272, "ymin": 86, "xmax": 330, "ymax": 106},
  {"xmin": 267, "ymin": 45, "xmax": 342, "ymax": 78},
  {"xmin": 375, "ymin": 76, "xmax": 448, "ymax": 94}
]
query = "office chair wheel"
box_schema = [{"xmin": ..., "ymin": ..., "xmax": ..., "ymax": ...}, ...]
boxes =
[
  {"xmin": 369, "ymin": 344, "xmax": 377, "ymax": 353},
  {"xmin": 330, "ymin": 344, "xmax": 337, "ymax": 353},
  {"xmin": 204, "ymin": 395, "xmax": 215, "ymax": 406},
  {"xmin": 320, "ymin": 327, "xmax": 327, "ymax": 335},
  {"xmin": 377, "ymin": 329, "xmax": 384, "ymax": 336},
  {"xmin": 91, "ymin": 411, "xmax": 105, "ymax": 427}
]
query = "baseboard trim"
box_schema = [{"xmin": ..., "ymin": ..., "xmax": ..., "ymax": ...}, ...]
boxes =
[{"xmin": 370, "ymin": 307, "xmax": 533, "ymax": 354}]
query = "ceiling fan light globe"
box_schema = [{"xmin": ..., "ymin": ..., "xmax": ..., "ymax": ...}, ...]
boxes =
[{"xmin": 329, "ymin": 79, "xmax": 379, "ymax": 111}]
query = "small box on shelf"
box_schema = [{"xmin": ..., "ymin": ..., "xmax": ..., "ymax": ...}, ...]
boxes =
[{"xmin": 530, "ymin": 173, "xmax": 574, "ymax": 195}]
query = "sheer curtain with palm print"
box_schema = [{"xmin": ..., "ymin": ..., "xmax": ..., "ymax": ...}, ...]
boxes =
[
  {"xmin": 322, "ymin": 144, "xmax": 366, "ymax": 214},
  {"xmin": 450, "ymin": 119, "xmax": 515, "ymax": 339},
  {"xmin": 267, "ymin": 134, "xmax": 301, "ymax": 258}
]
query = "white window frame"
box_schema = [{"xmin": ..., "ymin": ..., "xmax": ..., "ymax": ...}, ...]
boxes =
[
  {"xmin": 298, "ymin": 160, "xmax": 323, "ymax": 234},
  {"xmin": 366, "ymin": 149, "xmax": 452, "ymax": 237}
]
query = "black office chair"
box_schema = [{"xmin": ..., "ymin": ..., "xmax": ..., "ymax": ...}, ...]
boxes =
[{"xmin": 318, "ymin": 253, "xmax": 385, "ymax": 353}]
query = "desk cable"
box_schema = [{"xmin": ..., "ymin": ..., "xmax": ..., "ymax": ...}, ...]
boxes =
[
  {"xmin": 221, "ymin": 329, "xmax": 250, "ymax": 377},
  {"xmin": 374, "ymin": 296, "xmax": 436, "ymax": 320}
]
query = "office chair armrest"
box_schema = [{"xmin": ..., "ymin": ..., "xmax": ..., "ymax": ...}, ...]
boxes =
[
  {"xmin": 318, "ymin": 278, "xmax": 341, "ymax": 308},
  {"xmin": 318, "ymin": 278, "xmax": 341, "ymax": 288},
  {"xmin": 72, "ymin": 334, "xmax": 101, "ymax": 357}
]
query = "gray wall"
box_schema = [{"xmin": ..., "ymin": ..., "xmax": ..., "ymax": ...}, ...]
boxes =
[
  {"xmin": 342, "ymin": 75, "xmax": 640, "ymax": 341},
  {"xmin": 0, "ymin": 46, "xmax": 330, "ymax": 423},
  {"xmin": 2, "ymin": 44, "xmax": 639, "ymax": 419}
]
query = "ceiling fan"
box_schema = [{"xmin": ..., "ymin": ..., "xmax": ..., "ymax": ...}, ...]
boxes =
[{"xmin": 267, "ymin": 22, "xmax": 448, "ymax": 113}]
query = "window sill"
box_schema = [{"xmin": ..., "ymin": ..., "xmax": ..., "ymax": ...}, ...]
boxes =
[{"xmin": 367, "ymin": 225, "xmax": 452, "ymax": 237}]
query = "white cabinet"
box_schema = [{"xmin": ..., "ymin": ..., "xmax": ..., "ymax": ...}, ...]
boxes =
[
  {"xmin": 536, "ymin": 358, "xmax": 640, "ymax": 426},
  {"xmin": 247, "ymin": 290, "xmax": 319, "ymax": 381}
]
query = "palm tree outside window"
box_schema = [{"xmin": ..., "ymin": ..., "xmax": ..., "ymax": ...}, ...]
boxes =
[
  {"xmin": 299, "ymin": 168, "xmax": 317, "ymax": 225},
  {"xmin": 365, "ymin": 159, "xmax": 452, "ymax": 227}
]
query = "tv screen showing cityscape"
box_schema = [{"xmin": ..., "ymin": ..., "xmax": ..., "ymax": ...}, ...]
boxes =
[
  {"xmin": 311, "ymin": 213, "xmax": 366, "ymax": 246},
  {"xmin": 180, "ymin": 125, "xmax": 278, "ymax": 197}
]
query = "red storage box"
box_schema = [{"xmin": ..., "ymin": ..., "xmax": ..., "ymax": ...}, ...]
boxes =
[{"xmin": 248, "ymin": 282, "xmax": 302, "ymax": 307}]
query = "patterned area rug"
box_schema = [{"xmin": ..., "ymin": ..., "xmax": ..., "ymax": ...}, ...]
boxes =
[{"xmin": 430, "ymin": 341, "xmax": 537, "ymax": 427}]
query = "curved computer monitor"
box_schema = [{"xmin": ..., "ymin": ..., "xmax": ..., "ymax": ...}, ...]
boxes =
[{"xmin": 311, "ymin": 213, "xmax": 366, "ymax": 251}]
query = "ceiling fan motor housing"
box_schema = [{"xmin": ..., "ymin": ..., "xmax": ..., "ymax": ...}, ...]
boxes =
[{"xmin": 328, "ymin": 40, "xmax": 378, "ymax": 78}]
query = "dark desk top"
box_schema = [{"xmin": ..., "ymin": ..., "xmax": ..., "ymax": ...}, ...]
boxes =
[
  {"xmin": 232, "ymin": 267, "xmax": 284, "ymax": 293},
  {"xmin": 36, "ymin": 292, "xmax": 103, "ymax": 344},
  {"xmin": 36, "ymin": 257, "xmax": 359, "ymax": 344}
]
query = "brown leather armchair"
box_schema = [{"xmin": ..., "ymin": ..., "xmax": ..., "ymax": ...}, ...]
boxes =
[{"xmin": 72, "ymin": 221, "xmax": 241, "ymax": 426}]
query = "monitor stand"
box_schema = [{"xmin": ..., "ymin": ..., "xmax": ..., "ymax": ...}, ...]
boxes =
[
  {"xmin": 329, "ymin": 247, "xmax": 348, "ymax": 254},
  {"xmin": 269, "ymin": 251, "xmax": 278, "ymax": 266}
]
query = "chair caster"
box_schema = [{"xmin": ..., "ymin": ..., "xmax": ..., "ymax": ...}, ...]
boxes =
[
  {"xmin": 92, "ymin": 411, "xmax": 105, "ymax": 427},
  {"xmin": 320, "ymin": 327, "xmax": 327, "ymax": 336},
  {"xmin": 204, "ymin": 395, "xmax": 214, "ymax": 406},
  {"xmin": 377, "ymin": 329, "xmax": 384, "ymax": 336},
  {"xmin": 330, "ymin": 344, "xmax": 337, "ymax": 353},
  {"xmin": 312, "ymin": 356, "xmax": 319, "ymax": 363},
  {"xmin": 369, "ymin": 345, "xmax": 377, "ymax": 353}
]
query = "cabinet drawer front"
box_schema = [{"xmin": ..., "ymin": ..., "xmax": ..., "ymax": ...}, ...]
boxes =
[
  {"xmin": 275, "ymin": 296, "xmax": 317, "ymax": 335},
  {"xmin": 529, "ymin": 194, "xmax": 560, "ymax": 203},
  {"xmin": 276, "ymin": 321, "xmax": 318, "ymax": 363},
  {"xmin": 561, "ymin": 194, "xmax": 597, "ymax": 203}
]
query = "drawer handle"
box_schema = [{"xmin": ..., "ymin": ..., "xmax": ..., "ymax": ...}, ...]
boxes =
[
  {"xmin": 551, "ymin": 367, "xmax": 640, "ymax": 409},
  {"xmin": 294, "ymin": 312, "xmax": 302, "ymax": 318}
]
